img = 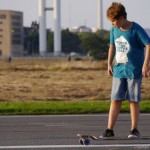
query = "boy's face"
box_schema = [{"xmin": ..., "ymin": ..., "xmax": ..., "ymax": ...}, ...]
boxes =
[{"xmin": 109, "ymin": 16, "xmax": 125, "ymax": 28}]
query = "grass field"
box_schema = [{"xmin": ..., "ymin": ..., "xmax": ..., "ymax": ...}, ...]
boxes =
[
  {"xmin": 0, "ymin": 100, "xmax": 150, "ymax": 115},
  {"xmin": 0, "ymin": 57, "xmax": 149, "ymax": 114},
  {"xmin": 0, "ymin": 57, "xmax": 149, "ymax": 101}
]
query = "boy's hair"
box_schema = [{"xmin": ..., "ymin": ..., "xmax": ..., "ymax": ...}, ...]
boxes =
[{"xmin": 107, "ymin": 2, "xmax": 127, "ymax": 20}]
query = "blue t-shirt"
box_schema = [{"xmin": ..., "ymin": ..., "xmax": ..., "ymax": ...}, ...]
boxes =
[{"xmin": 110, "ymin": 22, "xmax": 150, "ymax": 79}]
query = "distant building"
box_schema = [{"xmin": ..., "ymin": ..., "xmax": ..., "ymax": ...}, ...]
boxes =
[
  {"xmin": 91, "ymin": 27, "xmax": 98, "ymax": 33},
  {"xmin": 70, "ymin": 25, "xmax": 92, "ymax": 33},
  {"xmin": 0, "ymin": 10, "xmax": 23, "ymax": 58}
]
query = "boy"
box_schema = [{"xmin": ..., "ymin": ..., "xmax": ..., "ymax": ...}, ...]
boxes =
[{"xmin": 101, "ymin": 2, "xmax": 150, "ymax": 139}]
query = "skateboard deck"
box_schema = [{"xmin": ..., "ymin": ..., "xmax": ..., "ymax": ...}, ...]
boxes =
[{"xmin": 77, "ymin": 133, "xmax": 150, "ymax": 145}]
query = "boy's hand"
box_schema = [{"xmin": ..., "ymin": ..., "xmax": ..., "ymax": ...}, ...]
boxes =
[
  {"xmin": 108, "ymin": 65, "xmax": 113, "ymax": 76},
  {"xmin": 143, "ymin": 45, "xmax": 150, "ymax": 78},
  {"xmin": 142, "ymin": 65, "xmax": 150, "ymax": 78}
]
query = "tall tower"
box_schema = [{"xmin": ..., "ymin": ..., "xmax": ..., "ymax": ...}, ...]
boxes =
[
  {"xmin": 39, "ymin": 0, "xmax": 46, "ymax": 56},
  {"xmin": 53, "ymin": 0, "xmax": 61, "ymax": 56},
  {"xmin": 38, "ymin": 0, "xmax": 61, "ymax": 56},
  {"xmin": 98, "ymin": 0, "xmax": 103, "ymax": 30}
]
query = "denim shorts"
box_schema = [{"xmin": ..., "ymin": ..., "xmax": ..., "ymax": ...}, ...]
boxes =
[{"xmin": 111, "ymin": 78, "xmax": 142, "ymax": 102}]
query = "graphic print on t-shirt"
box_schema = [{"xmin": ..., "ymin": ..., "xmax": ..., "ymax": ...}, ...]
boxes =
[{"xmin": 115, "ymin": 36, "xmax": 130, "ymax": 63}]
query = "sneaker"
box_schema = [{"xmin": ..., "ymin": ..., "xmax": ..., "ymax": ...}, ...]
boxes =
[
  {"xmin": 99, "ymin": 129, "xmax": 114, "ymax": 138},
  {"xmin": 128, "ymin": 128, "xmax": 140, "ymax": 139}
]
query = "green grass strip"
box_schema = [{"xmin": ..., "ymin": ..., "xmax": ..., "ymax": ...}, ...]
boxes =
[{"xmin": 0, "ymin": 100, "xmax": 149, "ymax": 115}]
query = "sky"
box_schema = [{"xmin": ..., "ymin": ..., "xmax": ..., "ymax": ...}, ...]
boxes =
[{"xmin": 0, "ymin": 0, "xmax": 150, "ymax": 31}]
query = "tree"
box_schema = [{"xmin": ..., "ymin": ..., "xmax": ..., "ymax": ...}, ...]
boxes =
[
  {"xmin": 78, "ymin": 30, "xmax": 109, "ymax": 60},
  {"xmin": 29, "ymin": 31, "xmax": 39, "ymax": 55},
  {"xmin": 24, "ymin": 31, "xmax": 39, "ymax": 55},
  {"xmin": 79, "ymin": 32, "xmax": 100, "ymax": 54},
  {"xmin": 47, "ymin": 31, "xmax": 54, "ymax": 52},
  {"xmin": 96, "ymin": 29, "xmax": 110, "ymax": 41},
  {"xmin": 61, "ymin": 29, "xmax": 81, "ymax": 53},
  {"xmin": 95, "ymin": 29, "xmax": 110, "ymax": 60}
]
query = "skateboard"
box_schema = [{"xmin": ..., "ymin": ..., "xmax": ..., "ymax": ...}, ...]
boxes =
[{"xmin": 77, "ymin": 133, "xmax": 150, "ymax": 145}]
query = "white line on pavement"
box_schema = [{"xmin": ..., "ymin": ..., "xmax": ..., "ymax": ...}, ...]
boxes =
[{"xmin": 0, "ymin": 144, "xmax": 150, "ymax": 149}]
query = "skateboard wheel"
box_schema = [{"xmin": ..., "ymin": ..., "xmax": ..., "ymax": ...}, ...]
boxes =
[
  {"xmin": 84, "ymin": 138, "xmax": 90, "ymax": 145},
  {"xmin": 79, "ymin": 138, "xmax": 90, "ymax": 145}
]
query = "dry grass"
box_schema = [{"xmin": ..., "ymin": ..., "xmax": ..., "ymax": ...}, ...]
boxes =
[{"xmin": 0, "ymin": 58, "xmax": 149, "ymax": 101}]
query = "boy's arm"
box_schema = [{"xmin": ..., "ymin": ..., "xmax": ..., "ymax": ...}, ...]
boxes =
[
  {"xmin": 108, "ymin": 44, "xmax": 115, "ymax": 76},
  {"xmin": 142, "ymin": 44, "xmax": 150, "ymax": 78}
]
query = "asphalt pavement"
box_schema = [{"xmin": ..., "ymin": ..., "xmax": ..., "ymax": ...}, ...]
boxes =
[{"xmin": 0, "ymin": 114, "xmax": 150, "ymax": 150}]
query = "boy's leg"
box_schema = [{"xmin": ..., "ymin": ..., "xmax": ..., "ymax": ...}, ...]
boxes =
[
  {"xmin": 100, "ymin": 78, "xmax": 126, "ymax": 138},
  {"xmin": 128, "ymin": 102, "xmax": 140, "ymax": 138},
  {"xmin": 127, "ymin": 79, "xmax": 141, "ymax": 130},
  {"xmin": 129, "ymin": 102, "xmax": 140, "ymax": 130},
  {"xmin": 108, "ymin": 78, "xmax": 126, "ymax": 129},
  {"xmin": 107, "ymin": 100, "xmax": 122, "ymax": 130},
  {"xmin": 127, "ymin": 79, "xmax": 141, "ymax": 138},
  {"xmin": 100, "ymin": 100, "xmax": 122, "ymax": 137}
]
